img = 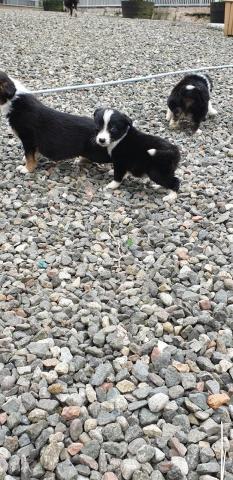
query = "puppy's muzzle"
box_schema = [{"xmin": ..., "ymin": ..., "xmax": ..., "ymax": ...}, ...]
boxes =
[{"xmin": 97, "ymin": 137, "xmax": 107, "ymax": 146}]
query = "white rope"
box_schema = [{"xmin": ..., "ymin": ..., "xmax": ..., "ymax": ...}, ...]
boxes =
[{"xmin": 31, "ymin": 63, "xmax": 233, "ymax": 95}]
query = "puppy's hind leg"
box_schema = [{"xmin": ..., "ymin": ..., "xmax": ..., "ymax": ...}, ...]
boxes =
[
  {"xmin": 149, "ymin": 172, "xmax": 180, "ymax": 203},
  {"xmin": 208, "ymin": 101, "xmax": 217, "ymax": 117}
]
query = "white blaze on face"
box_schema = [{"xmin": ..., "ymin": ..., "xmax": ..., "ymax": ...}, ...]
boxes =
[
  {"xmin": 96, "ymin": 109, "xmax": 114, "ymax": 147},
  {"xmin": 186, "ymin": 85, "xmax": 195, "ymax": 91}
]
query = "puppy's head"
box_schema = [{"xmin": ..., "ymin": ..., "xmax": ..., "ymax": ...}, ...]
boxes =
[
  {"xmin": 0, "ymin": 72, "xmax": 16, "ymax": 106},
  {"xmin": 94, "ymin": 108, "xmax": 132, "ymax": 147}
]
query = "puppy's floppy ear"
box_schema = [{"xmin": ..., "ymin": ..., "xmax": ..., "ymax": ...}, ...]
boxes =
[
  {"xmin": 123, "ymin": 113, "xmax": 133, "ymax": 127},
  {"xmin": 94, "ymin": 107, "xmax": 104, "ymax": 120},
  {"xmin": 0, "ymin": 79, "xmax": 16, "ymax": 100}
]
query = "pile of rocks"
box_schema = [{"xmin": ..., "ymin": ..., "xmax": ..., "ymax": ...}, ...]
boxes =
[{"xmin": 0, "ymin": 7, "xmax": 233, "ymax": 480}]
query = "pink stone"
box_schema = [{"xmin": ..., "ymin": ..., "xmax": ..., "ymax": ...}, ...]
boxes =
[
  {"xmin": 103, "ymin": 473, "xmax": 119, "ymax": 480},
  {"xmin": 67, "ymin": 442, "xmax": 83, "ymax": 456},
  {"xmin": 0, "ymin": 413, "xmax": 7, "ymax": 425},
  {"xmin": 61, "ymin": 406, "xmax": 80, "ymax": 420},
  {"xmin": 199, "ymin": 299, "xmax": 211, "ymax": 311}
]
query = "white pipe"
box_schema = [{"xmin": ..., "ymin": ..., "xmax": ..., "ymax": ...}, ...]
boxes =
[{"xmin": 31, "ymin": 64, "xmax": 233, "ymax": 95}]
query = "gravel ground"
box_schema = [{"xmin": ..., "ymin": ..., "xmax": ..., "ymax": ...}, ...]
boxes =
[{"xmin": 0, "ymin": 7, "xmax": 233, "ymax": 480}]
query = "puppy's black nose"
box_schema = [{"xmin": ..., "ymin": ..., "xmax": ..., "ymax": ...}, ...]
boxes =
[{"xmin": 98, "ymin": 138, "xmax": 106, "ymax": 144}]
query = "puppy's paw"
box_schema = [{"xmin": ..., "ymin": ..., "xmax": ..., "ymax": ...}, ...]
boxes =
[
  {"xmin": 195, "ymin": 129, "xmax": 202, "ymax": 135},
  {"xmin": 169, "ymin": 119, "xmax": 179, "ymax": 129},
  {"xmin": 76, "ymin": 157, "xmax": 90, "ymax": 166},
  {"xmin": 166, "ymin": 109, "xmax": 172, "ymax": 121},
  {"xmin": 105, "ymin": 180, "xmax": 121, "ymax": 190},
  {"xmin": 152, "ymin": 184, "xmax": 162, "ymax": 191},
  {"xmin": 163, "ymin": 191, "xmax": 177, "ymax": 203},
  {"xmin": 209, "ymin": 108, "xmax": 217, "ymax": 117},
  {"xmin": 16, "ymin": 165, "xmax": 30, "ymax": 174}
]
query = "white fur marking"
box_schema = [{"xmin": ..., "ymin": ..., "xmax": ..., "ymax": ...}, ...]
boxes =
[
  {"xmin": 208, "ymin": 101, "xmax": 217, "ymax": 116},
  {"xmin": 186, "ymin": 85, "xmax": 195, "ymax": 90},
  {"xmin": 16, "ymin": 164, "xmax": 30, "ymax": 174},
  {"xmin": 195, "ymin": 73, "xmax": 211, "ymax": 93},
  {"xmin": 147, "ymin": 148, "xmax": 157, "ymax": 156},
  {"xmin": 166, "ymin": 108, "xmax": 173, "ymax": 121},
  {"xmin": 169, "ymin": 118, "xmax": 179, "ymax": 129},
  {"xmin": 96, "ymin": 109, "xmax": 113, "ymax": 147},
  {"xmin": 0, "ymin": 78, "xmax": 29, "ymax": 116},
  {"xmin": 0, "ymin": 100, "xmax": 12, "ymax": 116},
  {"xmin": 107, "ymin": 128, "xmax": 129, "ymax": 156},
  {"xmin": 10, "ymin": 78, "xmax": 29, "ymax": 95},
  {"xmin": 163, "ymin": 191, "xmax": 177, "ymax": 203},
  {"xmin": 195, "ymin": 129, "xmax": 202, "ymax": 135},
  {"xmin": 105, "ymin": 180, "xmax": 121, "ymax": 190}
]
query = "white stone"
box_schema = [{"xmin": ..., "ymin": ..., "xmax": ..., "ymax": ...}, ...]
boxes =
[
  {"xmin": 159, "ymin": 292, "xmax": 173, "ymax": 306},
  {"xmin": 148, "ymin": 393, "xmax": 169, "ymax": 413},
  {"xmin": 121, "ymin": 459, "xmax": 140, "ymax": 480},
  {"xmin": 171, "ymin": 457, "xmax": 189, "ymax": 475}
]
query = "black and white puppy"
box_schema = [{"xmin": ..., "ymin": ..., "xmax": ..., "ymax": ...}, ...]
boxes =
[
  {"xmin": 166, "ymin": 73, "xmax": 217, "ymax": 133},
  {"xmin": 0, "ymin": 72, "xmax": 110, "ymax": 173},
  {"xmin": 94, "ymin": 108, "xmax": 181, "ymax": 201},
  {"xmin": 64, "ymin": 0, "xmax": 79, "ymax": 16}
]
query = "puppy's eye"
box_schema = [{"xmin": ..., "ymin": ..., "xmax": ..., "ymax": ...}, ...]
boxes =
[{"xmin": 109, "ymin": 127, "xmax": 116, "ymax": 134}]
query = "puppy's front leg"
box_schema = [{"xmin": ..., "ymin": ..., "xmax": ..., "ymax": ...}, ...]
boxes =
[
  {"xmin": 208, "ymin": 101, "xmax": 217, "ymax": 117},
  {"xmin": 166, "ymin": 108, "xmax": 173, "ymax": 122},
  {"xmin": 105, "ymin": 163, "xmax": 127, "ymax": 190}
]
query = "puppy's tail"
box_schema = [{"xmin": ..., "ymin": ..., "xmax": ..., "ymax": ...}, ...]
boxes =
[{"xmin": 147, "ymin": 144, "xmax": 180, "ymax": 170}]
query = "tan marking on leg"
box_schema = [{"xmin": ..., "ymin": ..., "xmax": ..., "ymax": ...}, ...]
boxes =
[{"xmin": 25, "ymin": 152, "xmax": 38, "ymax": 173}]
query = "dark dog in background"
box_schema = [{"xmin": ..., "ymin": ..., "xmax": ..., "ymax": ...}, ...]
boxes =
[
  {"xmin": 94, "ymin": 108, "xmax": 181, "ymax": 202},
  {"xmin": 64, "ymin": 0, "xmax": 79, "ymax": 16},
  {"xmin": 166, "ymin": 73, "xmax": 217, "ymax": 133},
  {"xmin": 0, "ymin": 72, "xmax": 110, "ymax": 173}
]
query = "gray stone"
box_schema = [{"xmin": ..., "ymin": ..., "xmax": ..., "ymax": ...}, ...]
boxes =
[
  {"xmin": 197, "ymin": 463, "xmax": 220, "ymax": 474},
  {"xmin": 40, "ymin": 442, "xmax": 63, "ymax": 471},
  {"xmin": 121, "ymin": 459, "xmax": 140, "ymax": 480},
  {"xmin": 188, "ymin": 429, "xmax": 207, "ymax": 443},
  {"xmin": 103, "ymin": 441, "xmax": 128, "ymax": 458},
  {"xmin": 56, "ymin": 460, "xmax": 77, "ymax": 480},
  {"xmin": 132, "ymin": 360, "xmax": 149, "ymax": 382},
  {"xmin": 90, "ymin": 363, "xmax": 112, "ymax": 386},
  {"xmin": 136, "ymin": 444, "xmax": 155, "ymax": 463},
  {"xmin": 102, "ymin": 422, "xmax": 124, "ymax": 442}
]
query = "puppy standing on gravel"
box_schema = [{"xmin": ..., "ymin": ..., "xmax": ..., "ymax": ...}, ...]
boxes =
[
  {"xmin": 94, "ymin": 108, "xmax": 181, "ymax": 202},
  {"xmin": 166, "ymin": 73, "xmax": 217, "ymax": 133},
  {"xmin": 0, "ymin": 72, "xmax": 110, "ymax": 173}
]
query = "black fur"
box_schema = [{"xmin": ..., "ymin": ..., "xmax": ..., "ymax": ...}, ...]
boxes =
[
  {"xmin": 0, "ymin": 72, "xmax": 110, "ymax": 169},
  {"xmin": 167, "ymin": 73, "xmax": 213, "ymax": 132},
  {"xmin": 9, "ymin": 94, "xmax": 109, "ymax": 163},
  {"xmin": 94, "ymin": 108, "xmax": 180, "ymax": 192},
  {"xmin": 64, "ymin": 0, "xmax": 79, "ymax": 16},
  {"xmin": 0, "ymin": 72, "xmax": 16, "ymax": 105}
]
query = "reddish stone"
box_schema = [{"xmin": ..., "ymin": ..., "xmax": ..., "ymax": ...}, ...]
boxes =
[
  {"xmin": 192, "ymin": 216, "xmax": 203, "ymax": 222},
  {"xmin": 103, "ymin": 473, "xmax": 118, "ymax": 480},
  {"xmin": 101, "ymin": 382, "xmax": 113, "ymax": 391},
  {"xmin": 151, "ymin": 347, "xmax": 161, "ymax": 361},
  {"xmin": 0, "ymin": 413, "xmax": 7, "ymax": 425},
  {"xmin": 78, "ymin": 454, "xmax": 98, "ymax": 470},
  {"xmin": 196, "ymin": 381, "xmax": 204, "ymax": 392},
  {"xmin": 199, "ymin": 299, "xmax": 211, "ymax": 310},
  {"xmin": 61, "ymin": 406, "xmax": 80, "ymax": 420},
  {"xmin": 175, "ymin": 247, "xmax": 189, "ymax": 260},
  {"xmin": 67, "ymin": 442, "xmax": 83, "ymax": 456},
  {"xmin": 159, "ymin": 461, "xmax": 172, "ymax": 473}
]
